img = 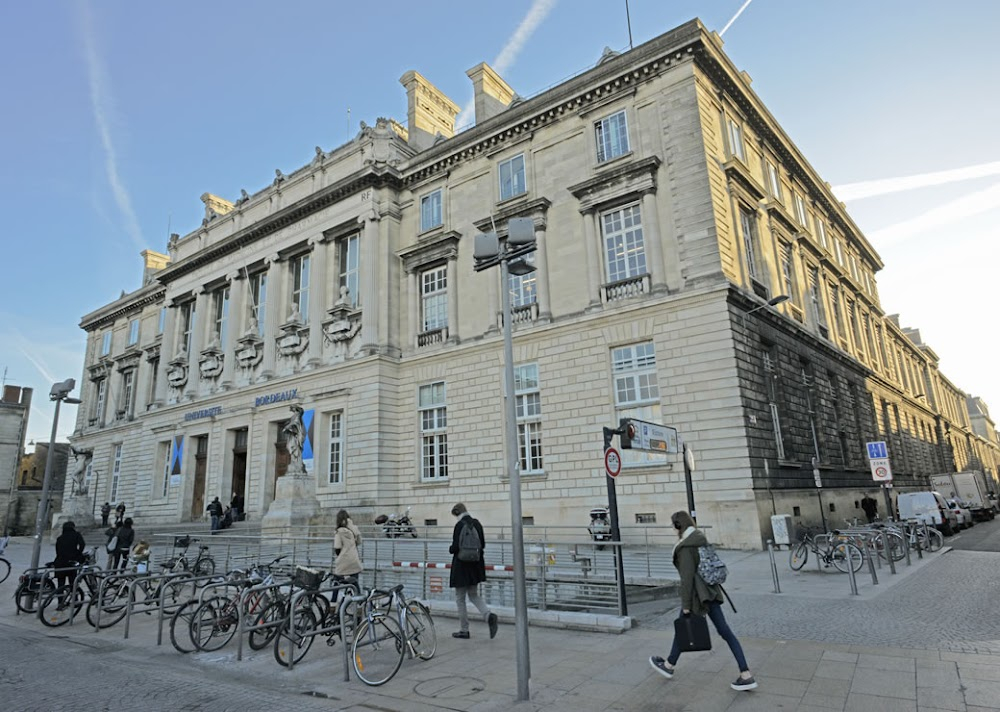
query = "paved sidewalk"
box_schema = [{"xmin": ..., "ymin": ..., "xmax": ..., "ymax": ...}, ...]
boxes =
[{"xmin": 2, "ymin": 535, "xmax": 999, "ymax": 711}]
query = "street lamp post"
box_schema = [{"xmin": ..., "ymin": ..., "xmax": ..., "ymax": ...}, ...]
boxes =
[
  {"xmin": 474, "ymin": 217, "xmax": 536, "ymax": 703},
  {"xmin": 29, "ymin": 378, "xmax": 82, "ymax": 571}
]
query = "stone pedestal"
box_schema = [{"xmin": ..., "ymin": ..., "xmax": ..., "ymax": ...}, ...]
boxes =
[
  {"xmin": 260, "ymin": 475, "xmax": 323, "ymax": 535},
  {"xmin": 50, "ymin": 495, "xmax": 96, "ymax": 542}
]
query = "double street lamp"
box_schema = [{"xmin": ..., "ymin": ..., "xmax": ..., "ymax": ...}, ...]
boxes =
[
  {"xmin": 474, "ymin": 216, "xmax": 536, "ymax": 703},
  {"xmin": 29, "ymin": 378, "xmax": 82, "ymax": 571}
]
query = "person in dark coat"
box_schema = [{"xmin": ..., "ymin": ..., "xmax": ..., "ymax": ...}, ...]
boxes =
[
  {"xmin": 649, "ymin": 511, "xmax": 757, "ymax": 691},
  {"xmin": 207, "ymin": 497, "xmax": 224, "ymax": 533},
  {"xmin": 448, "ymin": 503, "xmax": 497, "ymax": 640},
  {"xmin": 53, "ymin": 521, "xmax": 86, "ymax": 587},
  {"xmin": 100, "ymin": 502, "xmax": 111, "ymax": 527},
  {"xmin": 860, "ymin": 495, "xmax": 879, "ymax": 524},
  {"xmin": 114, "ymin": 502, "xmax": 126, "ymax": 527},
  {"xmin": 113, "ymin": 518, "xmax": 135, "ymax": 570}
]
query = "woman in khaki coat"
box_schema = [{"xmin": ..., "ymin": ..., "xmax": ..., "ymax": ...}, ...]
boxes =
[{"xmin": 333, "ymin": 509, "xmax": 362, "ymax": 584}]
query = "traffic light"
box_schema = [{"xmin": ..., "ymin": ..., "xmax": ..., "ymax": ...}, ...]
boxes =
[{"xmin": 619, "ymin": 418, "xmax": 637, "ymax": 449}]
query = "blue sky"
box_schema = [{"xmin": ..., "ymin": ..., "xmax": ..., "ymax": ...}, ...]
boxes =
[{"xmin": 2, "ymin": 0, "xmax": 998, "ymax": 444}]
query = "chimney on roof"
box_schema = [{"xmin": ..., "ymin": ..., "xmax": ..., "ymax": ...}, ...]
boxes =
[
  {"xmin": 201, "ymin": 193, "xmax": 235, "ymax": 222},
  {"xmin": 465, "ymin": 63, "xmax": 515, "ymax": 125},
  {"xmin": 141, "ymin": 249, "xmax": 170, "ymax": 285},
  {"xmin": 399, "ymin": 71, "xmax": 459, "ymax": 151}
]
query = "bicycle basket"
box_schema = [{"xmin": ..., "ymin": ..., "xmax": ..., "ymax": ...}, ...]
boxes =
[
  {"xmin": 174, "ymin": 536, "xmax": 191, "ymax": 549},
  {"xmin": 292, "ymin": 566, "xmax": 323, "ymax": 590}
]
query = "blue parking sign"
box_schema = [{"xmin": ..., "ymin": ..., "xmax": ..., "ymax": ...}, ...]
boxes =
[{"xmin": 866, "ymin": 441, "xmax": 888, "ymax": 460}]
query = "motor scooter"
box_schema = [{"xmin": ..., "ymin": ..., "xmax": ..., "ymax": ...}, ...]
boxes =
[
  {"xmin": 375, "ymin": 506, "xmax": 418, "ymax": 538},
  {"xmin": 588, "ymin": 507, "xmax": 612, "ymax": 550}
]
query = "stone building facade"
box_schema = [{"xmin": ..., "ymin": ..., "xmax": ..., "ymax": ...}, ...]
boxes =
[
  {"xmin": 68, "ymin": 20, "xmax": 1000, "ymax": 547},
  {"xmin": 1, "ymin": 385, "xmax": 32, "ymax": 532}
]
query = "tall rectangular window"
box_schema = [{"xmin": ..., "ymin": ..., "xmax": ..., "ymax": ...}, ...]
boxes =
[
  {"xmin": 180, "ymin": 302, "xmax": 195, "ymax": 355},
  {"xmin": 110, "ymin": 444, "xmax": 122, "ymax": 502},
  {"xmin": 793, "ymin": 193, "xmax": 809, "ymax": 228},
  {"xmin": 420, "ymin": 190, "xmax": 443, "ymax": 232},
  {"xmin": 157, "ymin": 307, "xmax": 166, "ymax": 335},
  {"xmin": 291, "ymin": 254, "xmax": 310, "ymax": 321},
  {"xmin": 612, "ymin": 342, "xmax": 661, "ymax": 465},
  {"xmin": 763, "ymin": 348, "xmax": 786, "ymax": 460},
  {"xmin": 94, "ymin": 379, "xmax": 107, "ymax": 425},
  {"xmin": 808, "ymin": 266, "xmax": 828, "ymax": 337},
  {"xmin": 848, "ymin": 300, "xmax": 863, "ymax": 354},
  {"xmin": 101, "ymin": 331, "xmax": 112, "ymax": 356},
  {"xmin": 602, "ymin": 204, "xmax": 646, "ymax": 283},
  {"xmin": 740, "ymin": 207, "xmax": 760, "ymax": 280},
  {"xmin": 727, "ymin": 118, "xmax": 745, "ymax": 161},
  {"xmin": 849, "ymin": 254, "xmax": 860, "ymax": 282},
  {"xmin": 596, "ymin": 110, "xmax": 629, "ymax": 162},
  {"xmin": 863, "ymin": 313, "xmax": 878, "ymax": 368},
  {"xmin": 498, "ymin": 154, "xmax": 526, "ymax": 201},
  {"xmin": 514, "ymin": 364, "xmax": 543, "ymax": 474},
  {"xmin": 338, "ymin": 234, "xmax": 360, "ymax": 307},
  {"xmin": 121, "ymin": 371, "xmax": 134, "ymax": 419},
  {"xmin": 509, "ymin": 270, "xmax": 537, "ymax": 308},
  {"xmin": 127, "ymin": 319, "xmax": 140, "ymax": 346},
  {"xmin": 250, "ymin": 272, "xmax": 267, "ymax": 335},
  {"xmin": 830, "ymin": 284, "xmax": 846, "ymax": 338},
  {"xmin": 834, "ymin": 239, "xmax": 845, "ymax": 266},
  {"xmin": 421, "ymin": 266, "xmax": 448, "ymax": 331},
  {"xmin": 328, "ymin": 411, "xmax": 344, "ymax": 484},
  {"xmin": 418, "ymin": 382, "xmax": 447, "ymax": 481},
  {"xmin": 148, "ymin": 358, "xmax": 159, "ymax": 407},
  {"xmin": 779, "ymin": 243, "xmax": 797, "ymax": 306},
  {"xmin": 766, "ymin": 160, "xmax": 782, "ymax": 201},
  {"xmin": 815, "ymin": 218, "xmax": 828, "ymax": 249},
  {"xmin": 160, "ymin": 441, "xmax": 171, "ymax": 498},
  {"xmin": 213, "ymin": 286, "xmax": 230, "ymax": 347}
]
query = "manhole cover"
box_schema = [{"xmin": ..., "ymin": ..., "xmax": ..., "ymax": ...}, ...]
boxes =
[{"xmin": 414, "ymin": 676, "xmax": 486, "ymax": 699}]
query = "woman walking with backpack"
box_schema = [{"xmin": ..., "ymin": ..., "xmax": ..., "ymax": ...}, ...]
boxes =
[
  {"xmin": 448, "ymin": 503, "xmax": 498, "ymax": 640},
  {"xmin": 649, "ymin": 510, "xmax": 757, "ymax": 691}
]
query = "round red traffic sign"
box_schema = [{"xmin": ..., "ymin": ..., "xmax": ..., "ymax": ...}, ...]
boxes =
[{"xmin": 605, "ymin": 448, "xmax": 622, "ymax": 478}]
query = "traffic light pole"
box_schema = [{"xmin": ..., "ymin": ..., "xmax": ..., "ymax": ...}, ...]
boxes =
[{"xmin": 602, "ymin": 426, "xmax": 628, "ymax": 616}]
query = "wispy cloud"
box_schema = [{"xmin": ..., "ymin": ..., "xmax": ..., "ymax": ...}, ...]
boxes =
[
  {"xmin": 834, "ymin": 160, "xmax": 1000, "ymax": 201},
  {"xmin": 456, "ymin": 0, "xmax": 558, "ymax": 128},
  {"xmin": 868, "ymin": 181, "xmax": 1000, "ymax": 248},
  {"xmin": 17, "ymin": 345, "xmax": 57, "ymax": 385},
  {"xmin": 77, "ymin": 2, "xmax": 145, "ymax": 251}
]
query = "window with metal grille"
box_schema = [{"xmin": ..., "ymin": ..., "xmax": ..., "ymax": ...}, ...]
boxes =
[
  {"xmin": 419, "ymin": 382, "xmax": 448, "ymax": 481},
  {"xmin": 613, "ymin": 342, "xmax": 662, "ymax": 466},
  {"xmin": 328, "ymin": 411, "xmax": 344, "ymax": 484},
  {"xmin": 740, "ymin": 207, "xmax": 760, "ymax": 280},
  {"xmin": 421, "ymin": 266, "xmax": 448, "ymax": 331}
]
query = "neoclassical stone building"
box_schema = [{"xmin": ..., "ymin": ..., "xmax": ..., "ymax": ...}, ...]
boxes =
[{"xmin": 68, "ymin": 20, "xmax": 999, "ymax": 547}]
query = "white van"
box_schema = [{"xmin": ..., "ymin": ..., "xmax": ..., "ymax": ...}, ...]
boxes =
[{"xmin": 897, "ymin": 491, "xmax": 959, "ymax": 536}]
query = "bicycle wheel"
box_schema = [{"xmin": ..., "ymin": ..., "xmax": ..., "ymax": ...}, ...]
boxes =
[
  {"xmin": 405, "ymin": 600, "xmax": 436, "ymax": 660},
  {"xmin": 352, "ymin": 614, "xmax": 405, "ymax": 686},
  {"xmin": 249, "ymin": 599, "xmax": 285, "ymax": 651},
  {"xmin": 926, "ymin": 528, "xmax": 944, "ymax": 552},
  {"xmin": 39, "ymin": 585, "xmax": 84, "ymax": 627},
  {"xmin": 170, "ymin": 599, "xmax": 202, "ymax": 654},
  {"xmin": 15, "ymin": 578, "xmax": 55, "ymax": 614},
  {"xmin": 192, "ymin": 596, "xmax": 239, "ymax": 651},
  {"xmin": 86, "ymin": 582, "xmax": 130, "ymax": 628},
  {"xmin": 875, "ymin": 532, "xmax": 906, "ymax": 563},
  {"xmin": 162, "ymin": 573, "xmax": 196, "ymax": 613},
  {"xmin": 0, "ymin": 557, "xmax": 10, "ymax": 584},
  {"xmin": 274, "ymin": 606, "xmax": 317, "ymax": 667},
  {"xmin": 831, "ymin": 543, "xmax": 864, "ymax": 573},
  {"xmin": 789, "ymin": 542, "xmax": 809, "ymax": 570},
  {"xmin": 193, "ymin": 557, "xmax": 215, "ymax": 577}
]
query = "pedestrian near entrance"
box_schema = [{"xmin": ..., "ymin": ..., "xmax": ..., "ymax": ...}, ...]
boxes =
[
  {"xmin": 114, "ymin": 502, "xmax": 126, "ymax": 527},
  {"xmin": 231, "ymin": 492, "xmax": 240, "ymax": 521},
  {"xmin": 649, "ymin": 511, "xmax": 757, "ymax": 691},
  {"xmin": 448, "ymin": 503, "xmax": 498, "ymax": 640},
  {"xmin": 112, "ymin": 518, "xmax": 135, "ymax": 570},
  {"xmin": 100, "ymin": 502, "xmax": 111, "ymax": 528},
  {"xmin": 861, "ymin": 494, "xmax": 879, "ymax": 524},
  {"xmin": 207, "ymin": 497, "xmax": 223, "ymax": 533}
]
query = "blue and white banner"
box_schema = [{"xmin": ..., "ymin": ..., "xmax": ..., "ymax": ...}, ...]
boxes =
[{"xmin": 302, "ymin": 409, "xmax": 315, "ymax": 473}]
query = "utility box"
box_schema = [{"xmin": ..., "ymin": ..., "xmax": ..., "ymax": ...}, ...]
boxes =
[{"xmin": 771, "ymin": 514, "xmax": 793, "ymax": 547}]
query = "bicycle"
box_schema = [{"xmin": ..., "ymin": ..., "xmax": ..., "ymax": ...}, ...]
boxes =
[
  {"xmin": 189, "ymin": 560, "xmax": 285, "ymax": 652},
  {"xmin": 0, "ymin": 535, "xmax": 11, "ymax": 584},
  {"xmin": 789, "ymin": 528, "xmax": 864, "ymax": 573},
  {"xmin": 165, "ymin": 536, "xmax": 215, "ymax": 576},
  {"xmin": 86, "ymin": 560, "xmax": 194, "ymax": 628},
  {"xmin": 38, "ymin": 548, "xmax": 102, "ymax": 627},
  {"xmin": 271, "ymin": 569, "xmax": 360, "ymax": 666},
  {"xmin": 14, "ymin": 567, "xmax": 57, "ymax": 614},
  {"xmin": 351, "ymin": 583, "xmax": 436, "ymax": 686}
]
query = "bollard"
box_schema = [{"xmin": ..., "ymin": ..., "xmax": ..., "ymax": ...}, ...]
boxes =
[
  {"xmin": 915, "ymin": 528, "xmax": 923, "ymax": 559},
  {"xmin": 846, "ymin": 546, "xmax": 859, "ymax": 595},
  {"xmin": 767, "ymin": 540, "xmax": 781, "ymax": 594},
  {"xmin": 866, "ymin": 544, "xmax": 879, "ymax": 585},
  {"xmin": 903, "ymin": 525, "xmax": 912, "ymax": 567},
  {"xmin": 881, "ymin": 530, "xmax": 896, "ymax": 575}
]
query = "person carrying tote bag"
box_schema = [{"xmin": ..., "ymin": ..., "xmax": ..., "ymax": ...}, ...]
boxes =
[{"xmin": 649, "ymin": 511, "xmax": 758, "ymax": 691}]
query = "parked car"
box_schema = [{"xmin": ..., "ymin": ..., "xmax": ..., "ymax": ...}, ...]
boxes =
[
  {"xmin": 897, "ymin": 491, "xmax": 959, "ymax": 536},
  {"xmin": 946, "ymin": 499, "xmax": 974, "ymax": 529}
]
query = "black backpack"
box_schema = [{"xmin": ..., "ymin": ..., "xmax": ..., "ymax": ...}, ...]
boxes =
[{"xmin": 457, "ymin": 520, "xmax": 482, "ymax": 562}]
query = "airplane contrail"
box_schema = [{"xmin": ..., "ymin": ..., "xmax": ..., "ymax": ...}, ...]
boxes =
[
  {"xmin": 456, "ymin": 0, "xmax": 559, "ymax": 128},
  {"xmin": 835, "ymin": 160, "xmax": 1000, "ymax": 202},
  {"xmin": 720, "ymin": 0, "xmax": 755, "ymax": 37},
  {"xmin": 869, "ymin": 181, "xmax": 1000, "ymax": 248}
]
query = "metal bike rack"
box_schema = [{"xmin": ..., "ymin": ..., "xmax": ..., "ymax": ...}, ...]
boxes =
[
  {"xmin": 234, "ymin": 579, "xmax": 294, "ymax": 661},
  {"xmin": 155, "ymin": 572, "xmax": 225, "ymax": 646},
  {"xmin": 123, "ymin": 570, "xmax": 194, "ymax": 640},
  {"xmin": 281, "ymin": 581, "xmax": 360, "ymax": 677}
]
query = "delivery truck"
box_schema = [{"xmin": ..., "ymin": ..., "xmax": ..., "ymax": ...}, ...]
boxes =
[{"xmin": 929, "ymin": 472, "xmax": 997, "ymax": 521}]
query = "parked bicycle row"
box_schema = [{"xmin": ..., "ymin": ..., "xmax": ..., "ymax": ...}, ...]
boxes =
[{"xmin": 788, "ymin": 518, "xmax": 944, "ymax": 573}]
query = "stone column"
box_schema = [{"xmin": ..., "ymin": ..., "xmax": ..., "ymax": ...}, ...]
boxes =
[
  {"xmin": 583, "ymin": 208, "xmax": 602, "ymax": 309},
  {"xmin": 221, "ymin": 272, "xmax": 245, "ymax": 389},
  {"xmin": 307, "ymin": 238, "xmax": 326, "ymax": 367},
  {"xmin": 325, "ymin": 234, "xmax": 339, "ymax": 310},
  {"xmin": 642, "ymin": 189, "xmax": 667, "ymax": 294},
  {"xmin": 360, "ymin": 216, "xmax": 379, "ymax": 353},
  {"xmin": 446, "ymin": 256, "xmax": 458, "ymax": 343},
  {"xmin": 153, "ymin": 305, "xmax": 176, "ymax": 405},
  {"xmin": 407, "ymin": 269, "xmax": 419, "ymax": 347},
  {"xmin": 260, "ymin": 254, "xmax": 282, "ymax": 380},
  {"xmin": 186, "ymin": 288, "xmax": 209, "ymax": 398},
  {"xmin": 534, "ymin": 224, "xmax": 551, "ymax": 322}
]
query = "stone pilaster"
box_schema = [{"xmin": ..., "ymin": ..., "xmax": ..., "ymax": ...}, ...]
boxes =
[
  {"xmin": 221, "ymin": 272, "xmax": 245, "ymax": 389},
  {"xmin": 360, "ymin": 217, "xmax": 379, "ymax": 353},
  {"xmin": 583, "ymin": 208, "xmax": 602, "ymax": 309},
  {"xmin": 642, "ymin": 189, "xmax": 667, "ymax": 294},
  {"xmin": 306, "ymin": 238, "xmax": 326, "ymax": 367},
  {"xmin": 446, "ymin": 256, "xmax": 458, "ymax": 343},
  {"xmin": 260, "ymin": 254, "xmax": 282, "ymax": 379},
  {"xmin": 534, "ymin": 224, "xmax": 551, "ymax": 322}
]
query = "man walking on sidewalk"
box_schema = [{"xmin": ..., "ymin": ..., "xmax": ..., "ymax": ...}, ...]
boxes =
[{"xmin": 449, "ymin": 503, "xmax": 498, "ymax": 640}]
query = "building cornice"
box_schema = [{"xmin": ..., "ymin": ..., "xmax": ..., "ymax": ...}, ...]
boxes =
[{"xmin": 79, "ymin": 283, "xmax": 165, "ymax": 332}]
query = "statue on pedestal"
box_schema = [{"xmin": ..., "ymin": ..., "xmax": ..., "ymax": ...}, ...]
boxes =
[
  {"xmin": 283, "ymin": 404, "xmax": 306, "ymax": 476},
  {"xmin": 69, "ymin": 446, "xmax": 93, "ymax": 497}
]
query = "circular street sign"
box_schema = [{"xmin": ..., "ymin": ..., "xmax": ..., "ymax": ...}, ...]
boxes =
[
  {"xmin": 605, "ymin": 448, "xmax": 622, "ymax": 478},
  {"xmin": 874, "ymin": 466, "xmax": 889, "ymax": 480}
]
